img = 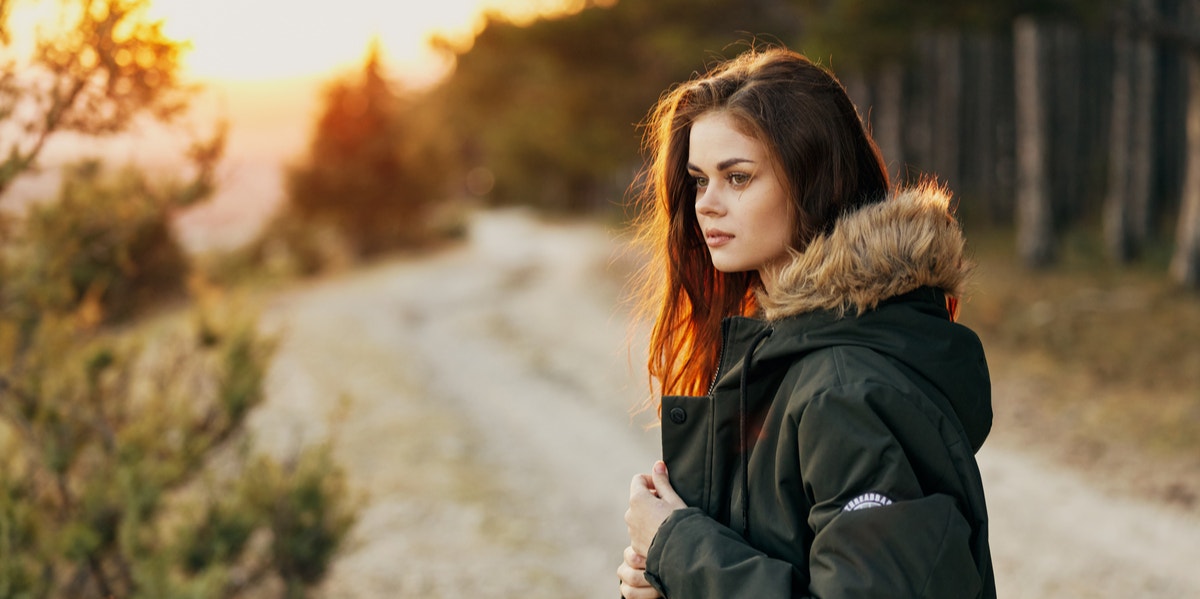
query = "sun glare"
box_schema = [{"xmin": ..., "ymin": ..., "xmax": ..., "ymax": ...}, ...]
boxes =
[{"xmin": 148, "ymin": 0, "xmax": 580, "ymax": 85}]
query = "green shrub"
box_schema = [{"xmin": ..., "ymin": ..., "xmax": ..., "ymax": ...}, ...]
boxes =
[
  {"xmin": 0, "ymin": 308, "xmax": 356, "ymax": 598},
  {"xmin": 0, "ymin": 3, "xmax": 355, "ymax": 595},
  {"xmin": 3, "ymin": 161, "xmax": 191, "ymax": 328}
]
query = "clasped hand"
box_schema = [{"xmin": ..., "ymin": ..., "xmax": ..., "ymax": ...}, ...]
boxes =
[{"xmin": 619, "ymin": 460, "xmax": 686, "ymax": 599}]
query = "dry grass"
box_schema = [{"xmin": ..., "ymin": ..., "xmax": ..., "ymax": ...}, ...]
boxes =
[{"xmin": 960, "ymin": 228, "xmax": 1200, "ymax": 512}]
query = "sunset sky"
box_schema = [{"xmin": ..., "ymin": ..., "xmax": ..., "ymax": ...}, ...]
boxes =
[
  {"xmin": 6, "ymin": 0, "xmax": 580, "ymax": 251},
  {"xmin": 149, "ymin": 0, "xmax": 574, "ymax": 85}
]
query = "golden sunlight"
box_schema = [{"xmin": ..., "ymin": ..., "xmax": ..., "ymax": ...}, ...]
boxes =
[
  {"xmin": 1, "ymin": 0, "xmax": 587, "ymax": 251},
  {"xmin": 149, "ymin": 0, "xmax": 579, "ymax": 85}
]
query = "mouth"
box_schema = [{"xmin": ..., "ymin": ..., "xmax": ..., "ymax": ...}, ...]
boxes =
[{"xmin": 705, "ymin": 229, "xmax": 734, "ymax": 248}]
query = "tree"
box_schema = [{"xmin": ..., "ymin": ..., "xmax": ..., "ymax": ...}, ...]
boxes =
[
  {"xmin": 0, "ymin": 0, "xmax": 191, "ymax": 198},
  {"xmin": 282, "ymin": 43, "xmax": 446, "ymax": 259},
  {"xmin": 1105, "ymin": 0, "xmax": 1158, "ymax": 262},
  {"xmin": 1014, "ymin": 16, "xmax": 1057, "ymax": 267},
  {"xmin": 427, "ymin": 0, "xmax": 804, "ymax": 214},
  {"xmin": 1171, "ymin": 2, "xmax": 1200, "ymax": 286},
  {"xmin": 0, "ymin": 2, "xmax": 356, "ymax": 595},
  {"xmin": 0, "ymin": 0, "xmax": 221, "ymax": 326}
]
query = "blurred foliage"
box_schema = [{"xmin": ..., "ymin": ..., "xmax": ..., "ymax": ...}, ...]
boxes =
[
  {"xmin": 260, "ymin": 44, "xmax": 459, "ymax": 270},
  {"xmin": 0, "ymin": 0, "xmax": 219, "ymax": 330},
  {"xmin": 0, "ymin": 310, "xmax": 356, "ymax": 598},
  {"xmin": 795, "ymin": 0, "xmax": 1119, "ymax": 69},
  {"xmin": 243, "ymin": 208, "xmax": 360, "ymax": 279},
  {"xmin": 419, "ymin": 0, "xmax": 1124, "ymax": 215},
  {"xmin": 424, "ymin": 0, "xmax": 804, "ymax": 215},
  {"xmin": 0, "ymin": 0, "xmax": 193, "ymax": 197},
  {"xmin": 2, "ymin": 138, "xmax": 221, "ymax": 329},
  {"xmin": 0, "ymin": 1, "xmax": 356, "ymax": 596},
  {"xmin": 243, "ymin": 446, "xmax": 357, "ymax": 598}
]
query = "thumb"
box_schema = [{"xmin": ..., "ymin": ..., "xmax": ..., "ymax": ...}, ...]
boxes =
[{"xmin": 651, "ymin": 460, "xmax": 681, "ymax": 503}]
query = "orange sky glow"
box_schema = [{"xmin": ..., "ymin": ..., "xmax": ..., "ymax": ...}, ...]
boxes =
[
  {"xmin": 4, "ymin": 0, "xmax": 584, "ymax": 251},
  {"xmin": 149, "ymin": 0, "xmax": 577, "ymax": 85}
]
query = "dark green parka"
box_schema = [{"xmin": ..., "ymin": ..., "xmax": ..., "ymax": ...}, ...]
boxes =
[{"xmin": 644, "ymin": 186, "xmax": 996, "ymax": 598}]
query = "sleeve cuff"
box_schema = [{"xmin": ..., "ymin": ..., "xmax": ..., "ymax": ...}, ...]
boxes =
[{"xmin": 644, "ymin": 507, "xmax": 706, "ymax": 595}]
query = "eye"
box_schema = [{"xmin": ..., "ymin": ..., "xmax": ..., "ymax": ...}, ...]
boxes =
[
  {"xmin": 692, "ymin": 175, "xmax": 709, "ymax": 189},
  {"xmin": 728, "ymin": 172, "xmax": 751, "ymax": 187}
]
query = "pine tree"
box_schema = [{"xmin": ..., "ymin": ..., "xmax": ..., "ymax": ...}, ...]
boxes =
[{"xmin": 285, "ymin": 43, "xmax": 440, "ymax": 258}]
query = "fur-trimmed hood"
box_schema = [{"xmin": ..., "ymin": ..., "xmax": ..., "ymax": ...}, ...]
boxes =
[
  {"xmin": 760, "ymin": 184, "xmax": 970, "ymax": 320},
  {"xmin": 705, "ymin": 182, "xmax": 992, "ymax": 454}
]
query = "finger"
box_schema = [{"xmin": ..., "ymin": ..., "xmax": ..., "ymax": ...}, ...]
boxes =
[
  {"xmin": 624, "ymin": 545, "xmax": 646, "ymax": 569},
  {"xmin": 617, "ymin": 561, "xmax": 649, "ymax": 587},
  {"xmin": 629, "ymin": 473, "xmax": 653, "ymax": 498},
  {"xmin": 650, "ymin": 461, "xmax": 682, "ymax": 504},
  {"xmin": 620, "ymin": 581, "xmax": 660, "ymax": 599}
]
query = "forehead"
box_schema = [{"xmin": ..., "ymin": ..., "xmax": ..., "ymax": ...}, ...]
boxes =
[{"xmin": 688, "ymin": 111, "xmax": 768, "ymax": 165}]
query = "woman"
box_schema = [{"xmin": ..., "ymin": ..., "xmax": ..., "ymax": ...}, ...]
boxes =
[{"xmin": 618, "ymin": 47, "xmax": 995, "ymax": 598}]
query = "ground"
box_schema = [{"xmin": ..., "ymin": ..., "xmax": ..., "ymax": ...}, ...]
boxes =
[{"xmin": 245, "ymin": 208, "xmax": 1200, "ymax": 598}]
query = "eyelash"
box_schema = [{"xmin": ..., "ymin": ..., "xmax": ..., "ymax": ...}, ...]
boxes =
[{"xmin": 693, "ymin": 172, "xmax": 751, "ymax": 190}]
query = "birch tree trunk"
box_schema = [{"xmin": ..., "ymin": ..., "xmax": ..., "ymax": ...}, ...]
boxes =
[
  {"xmin": 1170, "ymin": 49, "xmax": 1200, "ymax": 287},
  {"xmin": 907, "ymin": 35, "xmax": 935, "ymax": 179},
  {"xmin": 1014, "ymin": 17, "xmax": 1056, "ymax": 267},
  {"xmin": 1106, "ymin": 0, "xmax": 1158, "ymax": 262},
  {"xmin": 932, "ymin": 30, "xmax": 962, "ymax": 188},
  {"xmin": 873, "ymin": 63, "xmax": 906, "ymax": 185},
  {"xmin": 969, "ymin": 35, "xmax": 1001, "ymax": 219}
]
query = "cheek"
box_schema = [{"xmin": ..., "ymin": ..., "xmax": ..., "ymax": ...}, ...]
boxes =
[
  {"xmin": 769, "ymin": 214, "xmax": 795, "ymax": 250},
  {"xmin": 755, "ymin": 196, "xmax": 794, "ymax": 247}
]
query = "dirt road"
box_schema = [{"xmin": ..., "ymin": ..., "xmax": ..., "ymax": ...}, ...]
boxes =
[{"xmin": 250, "ymin": 209, "xmax": 1200, "ymax": 598}]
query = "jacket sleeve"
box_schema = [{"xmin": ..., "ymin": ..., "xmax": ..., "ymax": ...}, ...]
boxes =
[
  {"xmin": 644, "ymin": 507, "xmax": 803, "ymax": 598},
  {"xmin": 799, "ymin": 382, "xmax": 982, "ymax": 598},
  {"xmin": 643, "ymin": 381, "xmax": 981, "ymax": 599}
]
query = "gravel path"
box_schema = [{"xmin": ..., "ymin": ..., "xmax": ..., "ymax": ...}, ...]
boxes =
[{"xmin": 248, "ymin": 209, "xmax": 1200, "ymax": 598}]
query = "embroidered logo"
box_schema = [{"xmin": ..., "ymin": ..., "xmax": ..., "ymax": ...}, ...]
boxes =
[{"xmin": 844, "ymin": 492, "xmax": 894, "ymax": 512}]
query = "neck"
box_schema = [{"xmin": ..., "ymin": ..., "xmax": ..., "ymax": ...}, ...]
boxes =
[{"xmin": 756, "ymin": 254, "xmax": 792, "ymax": 297}]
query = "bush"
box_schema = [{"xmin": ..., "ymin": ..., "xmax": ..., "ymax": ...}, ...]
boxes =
[
  {"xmin": 0, "ymin": 306, "xmax": 356, "ymax": 598},
  {"xmin": 3, "ymin": 160, "xmax": 192, "ymax": 329},
  {"xmin": 0, "ymin": 4, "xmax": 355, "ymax": 595}
]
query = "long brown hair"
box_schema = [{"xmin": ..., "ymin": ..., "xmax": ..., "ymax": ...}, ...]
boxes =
[{"xmin": 630, "ymin": 46, "xmax": 889, "ymax": 407}]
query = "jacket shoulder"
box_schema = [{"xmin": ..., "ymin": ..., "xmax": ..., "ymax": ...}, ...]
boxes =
[
  {"xmin": 777, "ymin": 345, "xmax": 964, "ymax": 448},
  {"xmin": 779, "ymin": 344, "xmax": 915, "ymax": 406}
]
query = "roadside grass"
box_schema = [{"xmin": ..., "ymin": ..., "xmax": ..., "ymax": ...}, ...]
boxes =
[{"xmin": 961, "ymin": 227, "xmax": 1200, "ymax": 511}]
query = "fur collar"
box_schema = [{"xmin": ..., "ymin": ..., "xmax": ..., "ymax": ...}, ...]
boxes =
[{"xmin": 759, "ymin": 184, "xmax": 971, "ymax": 320}]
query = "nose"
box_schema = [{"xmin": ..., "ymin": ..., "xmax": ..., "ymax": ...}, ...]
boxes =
[{"xmin": 695, "ymin": 186, "xmax": 724, "ymax": 218}]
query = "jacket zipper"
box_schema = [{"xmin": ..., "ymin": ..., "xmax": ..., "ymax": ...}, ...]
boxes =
[{"xmin": 706, "ymin": 318, "xmax": 731, "ymax": 396}]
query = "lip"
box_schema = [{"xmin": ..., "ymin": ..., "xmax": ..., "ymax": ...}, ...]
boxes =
[{"xmin": 705, "ymin": 229, "xmax": 734, "ymax": 248}]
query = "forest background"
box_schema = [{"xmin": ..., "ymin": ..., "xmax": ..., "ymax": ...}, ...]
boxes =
[
  {"xmin": 397, "ymin": 0, "xmax": 1200, "ymax": 506},
  {"xmin": 1, "ymin": 0, "xmax": 1199, "ymax": 597}
]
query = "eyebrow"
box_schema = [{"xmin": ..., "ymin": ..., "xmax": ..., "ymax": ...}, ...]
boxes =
[{"xmin": 686, "ymin": 157, "xmax": 756, "ymax": 172}]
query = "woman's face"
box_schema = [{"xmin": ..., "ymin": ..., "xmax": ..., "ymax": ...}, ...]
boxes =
[{"xmin": 688, "ymin": 111, "xmax": 794, "ymax": 285}]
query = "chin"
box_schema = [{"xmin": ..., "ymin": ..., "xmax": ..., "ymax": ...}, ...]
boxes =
[{"xmin": 710, "ymin": 261, "xmax": 751, "ymax": 274}]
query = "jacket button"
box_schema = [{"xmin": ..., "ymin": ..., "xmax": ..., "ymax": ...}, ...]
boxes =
[{"xmin": 668, "ymin": 407, "xmax": 687, "ymax": 424}]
